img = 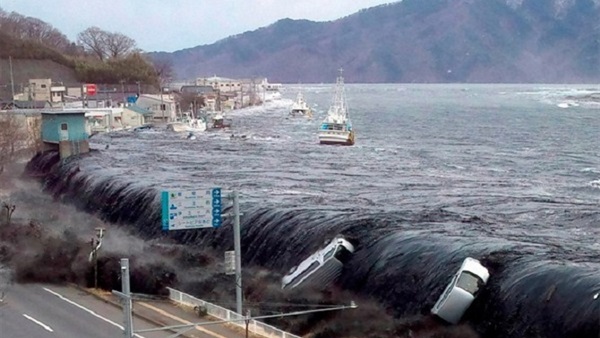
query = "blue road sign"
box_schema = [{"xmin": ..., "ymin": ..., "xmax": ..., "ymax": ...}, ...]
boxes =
[{"xmin": 161, "ymin": 188, "xmax": 222, "ymax": 230}]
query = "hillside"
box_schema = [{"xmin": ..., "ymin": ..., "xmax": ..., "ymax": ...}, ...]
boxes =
[
  {"xmin": 0, "ymin": 32, "xmax": 78, "ymax": 99},
  {"xmin": 149, "ymin": 0, "xmax": 600, "ymax": 83}
]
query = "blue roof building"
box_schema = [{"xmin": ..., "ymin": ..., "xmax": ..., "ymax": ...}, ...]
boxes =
[{"xmin": 41, "ymin": 111, "xmax": 89, "ymax": 158}]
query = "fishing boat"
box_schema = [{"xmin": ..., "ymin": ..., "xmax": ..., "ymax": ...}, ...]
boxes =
[
  {"xmin": 317, "ymin": 69, "xmax": 355, "ymax": 145},
  {"xmin": 290, "ymin": 91, "xmax": 313, "ymax": 118},
  {"xmin": 167, "ymin": 112, "xmax": 207, "ymax": 133}
]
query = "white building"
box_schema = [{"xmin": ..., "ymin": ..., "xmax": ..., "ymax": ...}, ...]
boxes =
[{"xmin": 135, "ymin": 94, "xmax": 177, "ymax": 122}]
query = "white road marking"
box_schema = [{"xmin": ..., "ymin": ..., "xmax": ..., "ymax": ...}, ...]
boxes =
[
  {"xmin": 43, "ymin": 287, "xmax": 145, "ymax": 338},
  {"xmin": 23, "ymin": 313, "xmax": 54, "ymax": 332}
]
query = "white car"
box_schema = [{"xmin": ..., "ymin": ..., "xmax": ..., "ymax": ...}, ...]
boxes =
[
  {"xmin": 431, "ymin": 257, "xmax": 490, "ymax": 324},
  {"xmin": 281, "ymin": 237, "xmax": 355, "ymax": 290}
]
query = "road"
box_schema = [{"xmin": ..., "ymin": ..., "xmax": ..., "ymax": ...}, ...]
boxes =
[{"xmin": 0, "ymin": 283, "xmax": 248, "ymax": 338}]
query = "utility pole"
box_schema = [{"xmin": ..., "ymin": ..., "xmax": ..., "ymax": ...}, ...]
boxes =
[
  {"xmin": 9, "ymin": 56, "xmax": 15, "ymax": 106},
  {"xmin": 120, "ymin": 80, "xmax": 126, "ymax": 107},
  {"xmin": 160, "ymin": 87, "xmax": 165, "ymax": 122},
  {"xmin": 88, "ymin": 228, "xmax": 105, "ymax": 289}
]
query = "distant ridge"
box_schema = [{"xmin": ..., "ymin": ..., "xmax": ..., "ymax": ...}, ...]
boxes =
[{"xmin": 148, "ymin": 0, "xmax": 600, "ymax": 83}]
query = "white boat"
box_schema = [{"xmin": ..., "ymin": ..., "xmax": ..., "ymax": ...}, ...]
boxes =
[
  {"xmin": 317, "ymin": 69, "xmax": 355, "ymax": 146},
  {"xmin": 167, "ymin": 112, "xmax": 207, "ymax": 133},
  {"xmin": 281, "ymin": 237, "xmax": 355, "ymax": 290},
  {"xmin": 289, "ymin": 91, "xmax": 313, "ymax": 118}
]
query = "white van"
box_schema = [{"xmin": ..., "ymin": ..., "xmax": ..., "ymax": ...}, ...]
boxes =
[
  {"xmin": 431, "ymin": 257, "xmax": 490, "ymax": 324},
  {"xmin": 281, "ymin": 237, "xmax": 355, "ymax": 290}
]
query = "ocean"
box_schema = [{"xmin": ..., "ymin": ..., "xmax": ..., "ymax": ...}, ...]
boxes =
[{"xmin": 27, "ymin": 84, "xmax": 600, "ymax": 337}]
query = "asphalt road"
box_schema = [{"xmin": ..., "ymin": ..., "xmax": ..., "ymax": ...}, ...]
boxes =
[{"xmin": 0, "ymin": 283, "xmax": 247, "ymax": 338}]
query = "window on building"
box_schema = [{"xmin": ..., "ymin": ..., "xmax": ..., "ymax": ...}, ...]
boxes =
[{"xmin": 61, "ymin": 123, "xmax": 68, "ymax": 131}]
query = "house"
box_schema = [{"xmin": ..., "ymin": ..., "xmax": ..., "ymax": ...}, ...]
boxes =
[
  {"xmin": 196, "ymin": 76, "xmax": 242, "ymax": 94},
  {"xmin": 135, "ymin": 93, "xmax": 177, "ymax": 122},
  {"xmin": 85, "ymin": 108, "xmax": 123, "ymax": 133},
  {"xmin": 26, "ymin": 79, "xmax": 68, "ymax": 104},
  {"xmin": 122, "ymin": 104, "xmax": 153, "ymax": 128},
  {"xmin": 41, "ymin": 111, "xmax": 89, "ymax": 159}
]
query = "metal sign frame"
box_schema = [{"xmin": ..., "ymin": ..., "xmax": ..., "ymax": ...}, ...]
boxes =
[{"xmin": 161, "ymin": 188, "xmax": 222, "ymax": 230}]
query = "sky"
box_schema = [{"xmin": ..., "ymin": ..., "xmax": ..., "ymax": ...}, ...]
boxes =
[{"xmin": 0, "ymin": 0, "xmax": 394, "ymax": 52}]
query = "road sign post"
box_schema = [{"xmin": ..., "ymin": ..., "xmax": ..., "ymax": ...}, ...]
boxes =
[
  {"xmin": 161, "ymin": 188, "xmax": 243, "ymax": 314},
  {"xmin": 161, "ymin": 188, "xmax": 222, "ymax": 230}
]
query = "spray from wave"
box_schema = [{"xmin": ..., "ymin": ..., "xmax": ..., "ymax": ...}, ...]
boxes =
[{"xmin": 25, "ymin": 151, "xmax": 600, "ymax": 338}]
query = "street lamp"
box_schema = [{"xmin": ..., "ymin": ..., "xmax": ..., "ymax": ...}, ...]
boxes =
[{"xmin": 88, "ymin": 227, "xmax": 106, "ymax": 289}]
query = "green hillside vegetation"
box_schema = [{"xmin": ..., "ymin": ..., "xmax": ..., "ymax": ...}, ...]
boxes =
[{"xmin": 0, "ymin": 8, "xmax": 164, "ymax": 89}]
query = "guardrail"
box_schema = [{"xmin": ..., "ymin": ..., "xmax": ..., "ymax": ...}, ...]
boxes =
[{"xmin": 167, "ymin": 287, "xmax": 301, "ymax": 338}]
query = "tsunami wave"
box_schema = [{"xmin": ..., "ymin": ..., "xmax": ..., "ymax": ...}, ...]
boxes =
[{"xmin": 24, "ymin": 150, "xmax": 600, "ymax": 338}]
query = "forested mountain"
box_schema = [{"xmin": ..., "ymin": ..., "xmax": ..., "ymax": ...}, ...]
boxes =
[{"xmin": 149, "ymin": 0, "xmax": 600, "ymax": 83}]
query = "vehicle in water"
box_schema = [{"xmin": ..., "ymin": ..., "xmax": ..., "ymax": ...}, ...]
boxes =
[
  {"xmin": 281, "ymin": 237, "xmax": 355, "ymax": 290},
  {"xmin": 431, "ymin": 257, "xmax": 490, "ymax": 324}
]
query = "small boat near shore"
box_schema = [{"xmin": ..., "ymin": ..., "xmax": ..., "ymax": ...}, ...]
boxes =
[{"xmin": 289, "ymin": 91, "xmax": 313, "ymax": 118}]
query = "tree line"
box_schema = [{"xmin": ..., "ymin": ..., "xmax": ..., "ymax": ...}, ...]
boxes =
[{"xmin": 0, "ymin": 8, "xmax": 173, "ymax": 87}]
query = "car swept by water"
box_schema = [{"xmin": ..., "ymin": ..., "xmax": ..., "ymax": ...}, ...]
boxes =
[
  {"xmin": 281, "ymin": 237, "xmax": 355, "ymax": 290},
  {"xmin": 431, "ymin": 257, "xmax": 490, "ymax": 324}
]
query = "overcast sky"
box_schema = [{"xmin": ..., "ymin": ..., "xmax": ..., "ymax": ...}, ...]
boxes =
[{"xmin": 0, "ymin": 0, "xmax": 394, "ymax": 52}]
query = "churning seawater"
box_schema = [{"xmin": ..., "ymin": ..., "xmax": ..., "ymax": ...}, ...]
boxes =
[{"xmin": 27, "ymin": 84, "xmax": 600, "ymax": 337}]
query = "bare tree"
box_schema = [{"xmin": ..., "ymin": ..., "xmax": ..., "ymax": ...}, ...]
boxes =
[
  {"xmin": 105, "ymin": 32, "xmax": 137, "ymax": 59},
  {"xmin": 0, "ymin": 11, "xmax": 69, "ymax": 51},
  {"xmin": 0, "ymin": 113, "xmax": 29, "ymax": 174},
  {"xmin": 153, "ymin": 58, "xmax": 175, "ymax": 86},
  {"xmin": 77, "ymin": 26, "xmax": 108, "ymax": 61}
]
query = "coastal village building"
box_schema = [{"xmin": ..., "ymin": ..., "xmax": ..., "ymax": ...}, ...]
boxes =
[
  {"xmin": 41, "ymin": 111, "xmax": 89, "ymax": 159},
  {"xmin": 24, "ymin": 79, "xmax": 67, "ymax": 104},
  {"xmin": 196, "ymin": 76, "xmax": 242, "ymax": 94},
  {"xmin": 135, "ymin": 93, "xmax": 177, "ymax": 122},
  {"xmin": 122, "ymin": 104, "xmax": 153, "ymax": 128}
]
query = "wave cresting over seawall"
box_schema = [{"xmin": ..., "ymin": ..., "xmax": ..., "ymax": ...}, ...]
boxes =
[{"xmin": 25, "ymin": 150, "xmax": 600, "ymax": 338}]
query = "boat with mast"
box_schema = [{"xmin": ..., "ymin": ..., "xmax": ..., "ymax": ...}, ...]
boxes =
[{"xmin": 317, "ymin": 68, "xmax": 355, "ymax": 146}]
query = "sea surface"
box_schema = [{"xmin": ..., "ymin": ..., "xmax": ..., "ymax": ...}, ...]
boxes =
[{"xmin": 28, "ymin": 84, "xmax": 600, "ymax": 337}]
